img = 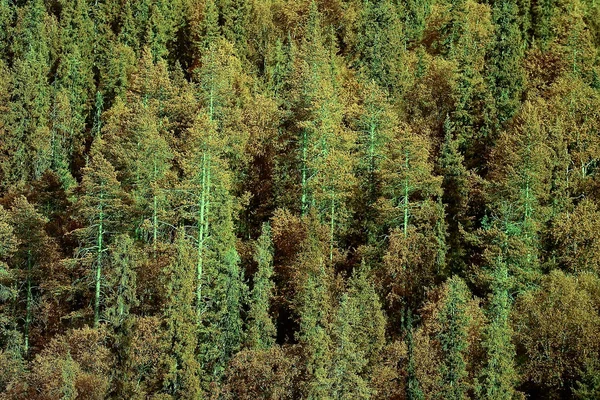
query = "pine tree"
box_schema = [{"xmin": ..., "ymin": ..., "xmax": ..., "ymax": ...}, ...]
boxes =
[
  {"xmin": 487, "ymin": 0, "xmax": 525, "ymax": 127},
  {"xmin": 355, "ymin": 0, "xmax": 406, "ymax": 93},
  {"xmin": 161, "ymin": 228, "xmax": 202, "ymax": 399},
  {"xmin": 330, "ymin": 264, "xmax": 386, "ymax": 399},
  {"xmin": 8, "ymin": 196, "xmax": 53, "ymax": 355},
  {"xmin": 104, "ymin": 234, "xmax": 139, "ymax": 328},
  {"xmin": 246, "ymin": 222, "xmax": 277, "ymax": 350},
  {"xmin": 438, "ymin": 276, "xmax": 471, "ymax": 400},
  {"xmin": 75, "ymin": 138, "xmax": 124, "ymax": 327},
  {"xmin": 295, "ymin": 223, "xmax": 334, "ymax": 398},
  {"xmin": 479, "ymin": 255, "xmax": 519, "ymax": 400},
  {"xmin": 293, "ymin": 5, "xmax": 355, "ymax": 261},
  {"xmin": 6, "ymin": 0, "xmax": 52, "ymax": 183},
  {"xmin": 380, "ymin": 123, "xmax": 446, "ymax": 310}
]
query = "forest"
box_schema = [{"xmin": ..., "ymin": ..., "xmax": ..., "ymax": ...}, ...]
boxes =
[{"xmin": 0, "ymin": 0, "xmax": 600, "ymax": 398}]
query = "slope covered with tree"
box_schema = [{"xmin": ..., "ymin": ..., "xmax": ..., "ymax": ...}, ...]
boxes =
[{"xmin": 0, "ymin": 0, "xmax": 599, "ymax": 398}]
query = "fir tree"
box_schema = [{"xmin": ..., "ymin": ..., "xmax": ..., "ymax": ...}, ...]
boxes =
[
  {"xmin": 487, "ymin": 0, "xmax": 525, "ymax": 127},
  {"xmin": 75, "ymin": 138, "xmax": 124, "ymax": 327},
  {"xmin": 8, "ymin": 196, "xmax": 52, "ymax": 355},
  {"xmin": 479, "ymin": 255, "xmax": 519, "ymax": 400},
  {"xmin": 438, "ymin": 276, "xmax": 471, "ymax": 400},
  {"xmin": 104, "ymin": 234, "xmax": 139, "ymax": 328},
  {"xmin": 161, "ymin": 228, "xmax": 202, "ymax": 399},
  {"xmin": 246, "ymin": 222, "xmax": 277, "ymax": 350}
]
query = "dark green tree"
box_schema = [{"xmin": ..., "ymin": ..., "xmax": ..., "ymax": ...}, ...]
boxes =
[
  {"xmin": 479, "ymin": 255, "xmax": 519, "ymax": 400},
  {"xmin": 161, "ymin": 228, "xmax": 202, "ymax": 399},
  {"xmin": 487, "ymin": 0, "xmax": 525, "ymax": 127},
  {"xmin": 246, "ymin": 222, "xmax": 276, "ymax": 350},
  {"xmin": 437, "ymin": 276, "xmax": 471, "ymax": 400}
]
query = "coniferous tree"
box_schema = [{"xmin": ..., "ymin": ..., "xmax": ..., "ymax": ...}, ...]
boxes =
[
  {"xmin": 354, "ymin": 0, "xmax": 406, "ymax": 93},
  {"xmin": 7, "ymin": 196, "xmax": 54, "ymax": 355},
  {"xmin": 484, "ymin": 100, "xmax": 552, "ymax": 289},
  {"xmin": 487, "ymin": 0, "xmax": 525, "ymax": 128},
  {"xmin": 295, "ymin": 222, "xmax": 334, "ymax": 398},
  {"xmin": 479, "ymin": 256, "xmax": 519, "ymax": 400},
  {"xmin": 6, "ymin": 0, "xmax": 53, "ymax": 183},
  {"xmin": 437, "ymin": 276, "xmax": 471, "ymax": 400},
  {"xmin": 406, "ymin": 311, "xmax": 425, "ymax": 400},
  {"xmin": 380, "ymin": 123, "xmax": 446, "ymax": 310},
  {"xmin": 246, "ymin": 222, "xmax": 276, "ymax": 350},
  {"xmin": 439, "ymin": 116, "xmax": 471, "ymax": 274},
  {"xmin": 0, "ymin": 0, "xmax": 12, "ymax": 60},
  {"xmin": 75, "ymin": 138, "xmax": 124, "ymax": 327},
  {"xmin": 354, "ymin": 81, "xmax": 396, "ymax": 244},
  {"xmin": 0, "ymin": 205, "xmax": 22, "ymax": 392},
  {"xmin": 330, "ymin": 264, "xmax": 386, "ymax": 398},
  {"xmin": 104, "ymin": 234, "xmax": 138, "ymax": 329},
  {"xmin": 161, "ymin": 229, "xmax": 202, "ymax": 399}
]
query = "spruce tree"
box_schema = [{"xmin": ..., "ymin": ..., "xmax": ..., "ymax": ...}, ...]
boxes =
[
  {"xmin": 295, "ymin": 223, "xmax": 334, "ymax": 398},
  {"xmin": 380, "ymin": 123, "xmax": 446, "ymax": 310},
  {"xmin": 75, "ymin": 138, "xmax": 124, "ymax": 327},
  {"xmin": 485, "ymin": 100, "xmax": 552, "ymax": 288},
  {"xmin": 355, "ymin": 81, "xmax": 396, "ymax": 243},
  {"xmin": 406, "ymin": 311, "xmax": 425, "ymax": 400},
  {"xmin": 293, "ymin": 4, "xmax": 355, "ymax": 260},
  {"xmin": 330, "ymin": 264, "xmax": 386, "ymax": 398},
  {"xmin": 487, "ymin": 0, "xmax": 525, "ymax": 127},
  {"xmin": 6, "ymin": 0, "xmax": 52, "ymax": 183},
  {"xmin": 246, "ymin": 222, "xmax": 277, "ymax": 350},
  {"xmin": 161, "ymin": 228, "xmax": 202, "ymax": 399},
  {"xmin": 8, "ymin": 196, "xmax": 53, "ymax": 355},
  {"xmin": 355, "ymin": 0, "xmax": 406, "ymax": 93},
  {"xmin": 438, "ymin": 276, "xmax": 471, "ymax": 400},
  {"xmin": 479, "ymin": 256, "xmax": 519, "ymax": 400},
  {"xmin": 104, "ymin": 234, "xmax": 139, "ymax": 328}
]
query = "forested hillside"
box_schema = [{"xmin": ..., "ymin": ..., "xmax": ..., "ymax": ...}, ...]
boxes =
[{"xmin": 1, "ymin": 0, "xmax": 600, "ymax": 398}]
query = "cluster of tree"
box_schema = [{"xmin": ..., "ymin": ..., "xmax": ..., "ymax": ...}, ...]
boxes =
[{"xmin": 0, "ymin": 0, "xmax": 599, "ymax": 398}]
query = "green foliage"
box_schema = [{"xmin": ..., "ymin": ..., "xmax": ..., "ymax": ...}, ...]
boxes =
[
  {"xmin": 246, "ymin": 223, "xmax": 277, "ymax": 350},
  {"xmin": 0, "ymin": 0, "xmax": 597, "ymax": 398},
  {"xmin": 438, "ymin": 276, "xmax": 471, "ymax": 400},
  {"xmin": 478, "ymin": 256, "xmax": 520, "ymax": 399},
  {"xmin": 161, "ymin": 229, "xmax": 202, "ymax": 399}
]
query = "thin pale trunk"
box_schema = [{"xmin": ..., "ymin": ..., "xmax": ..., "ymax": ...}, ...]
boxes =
[
  {"xmin": 24, "ymin": 250, "xmax": 32, "ymax": 355},
  {"xmin": 329, "ymin": 195, "xmax": 335, "ymax": 262},
  {"xmin": 403, "ymin": 152, "xmax": 409, "ymax": 238},
  {"xmin": 368, "ymin": 121, "xmax": 376, "ymax": 198},
  {"xmin": 301, "ymin": 129, "xmax": 308, "ymax": 216},
  {"xmin": 94, "ymin": 189, "xmax": 104, "ymax": 327},
  {"xmin": 197, "ymin": 86, "xmax": 214, "ymax": 319},
  {"xmin": 197, "ymin": 151, "xmax": 208, "ymax": 320}
]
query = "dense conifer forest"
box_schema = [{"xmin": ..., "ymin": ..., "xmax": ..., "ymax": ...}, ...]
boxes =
[{"xmin": 1, "ymin": 0, "xmax": 600, "ymax": 398}]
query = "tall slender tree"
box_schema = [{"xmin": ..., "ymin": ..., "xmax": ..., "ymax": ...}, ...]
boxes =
[
  {"xmin": 246, "ymin": 222, "xmax": 277, "ymax": 350},
  {"xmin": 161, "ymin": 228, "xmax": 202, "ymax": 399},
  {"xmin": 75, "ymin": 138, "xmax": 124, "ymax": 327},
  {"xmin": 437, "ymin": 276, "xmax": 471, "ymax": 400}
]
